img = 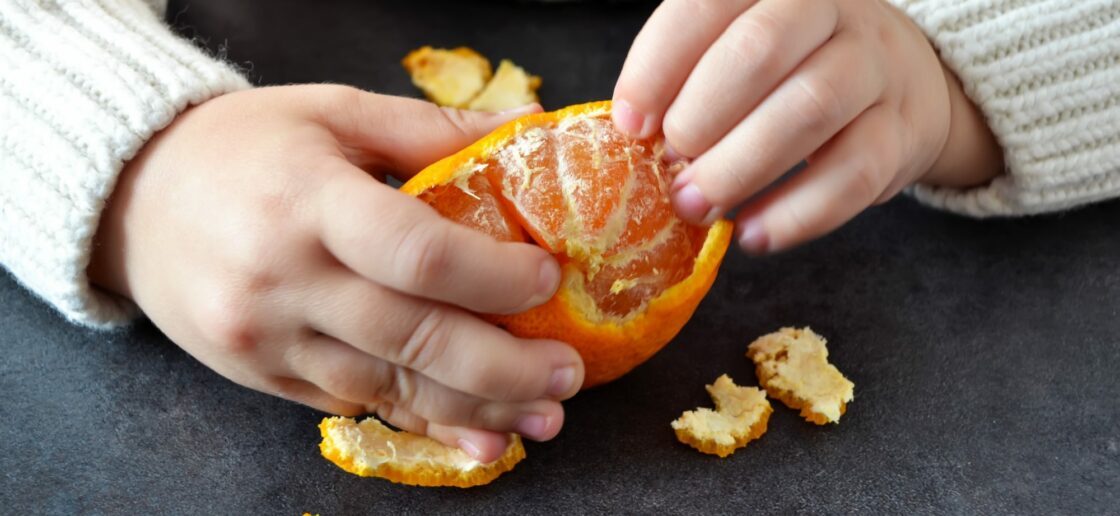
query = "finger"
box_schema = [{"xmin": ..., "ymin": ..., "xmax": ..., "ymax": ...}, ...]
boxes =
[
  {"xmin": 427, "ymin": 424, "xmax": 512, "ymax": 464},
  {"xmin": 662, "ymin": 0, "xmax": 839, "ymax": 158},
  {"xmin": 272, "ymin": 377, "xmax": 366, "ymax": 416},
  {"xmin": 670, "ymin": 33, "xmax": 886, "ymax": 225},
  {"xmin": 291, "ymin": 335, "xmax": 567, "ymax": 441},
  {"xmin": 305, "ymin": 270, "xmax": 584, "ymax": 402},
  {"xmin": 177, "ymin": 333, "xmax": 367, "ymax": 415},
  {"xmin": 310, "ymin": 85, "xmax": 541, "ymax": 176},
  {"xmin": 734, "ymin": 105, "xmax": 901, "ymax": 254},
  {"xmin": 612, "ymin": 0, "xmax": 759, "ymax": 138},
  {"xmin": 316, "ymin": 164, "xmax": 561, "ymax": 315},
  {"xmin": 370, "ymin": 402, "xmax": 512, "ymax": 463}
]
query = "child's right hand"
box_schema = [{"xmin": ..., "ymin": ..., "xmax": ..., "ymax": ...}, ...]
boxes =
[{"xmin": 88, "ymin": 86, "xmax": 584, "ymax": 463}]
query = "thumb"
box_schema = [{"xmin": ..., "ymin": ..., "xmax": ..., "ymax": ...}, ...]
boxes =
[{"xmin": 317, "ymin": 87, "xmax": 542, "ymax": 176}]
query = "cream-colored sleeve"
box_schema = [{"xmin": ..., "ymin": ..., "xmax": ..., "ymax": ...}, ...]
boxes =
[
  {"xmin": 0, "ymin": 0, "xmax": 250, "ymax": 327},
  {"xmin": 890, "ymin": 0, "xmax": 1120, "ymax": 217}
]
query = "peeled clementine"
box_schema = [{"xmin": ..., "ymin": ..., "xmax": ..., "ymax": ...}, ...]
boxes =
[{"xmin": 402, "ymin": 101, "xmax": 733, "ymax": 387}]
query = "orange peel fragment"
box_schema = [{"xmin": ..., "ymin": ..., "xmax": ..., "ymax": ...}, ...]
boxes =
[
  {"xmin": 747, "ymin": 327, "xmax": 855, "ymax": 425},
  {"xmin": 402, "ymin": 46, "xmax": 541, "ymax": 112},
  {"xmin": 468, "ymin": 59, "xmax": 542, "ymax": 112},
  {"xmin": 402, "ymin": 46, "xmax": 492, "ymax": 108},
  {"xmin": 671, "ymin": 374, "xmax": 772, "ymax": 457},
  {"xmin": 319, "ymin": 416, "xmax": 525, "ymax": 488}
]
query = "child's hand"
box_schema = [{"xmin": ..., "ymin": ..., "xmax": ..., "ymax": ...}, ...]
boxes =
[
  {"xmin": 89, "ymin": 86, "xmax": 583, "ymax": 462},
  {"xmin": 613, "ymin": 0, "xmax": 1003, "ymax": 253}
]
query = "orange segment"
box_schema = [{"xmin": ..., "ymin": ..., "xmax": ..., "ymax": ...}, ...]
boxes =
[
  {"xmin": 419, "ymin": 173, "xmax": 524, "ymax": 243},
  {"xmin": 492, "ymin": 126, "xmax": 567, "ymax": 252},
  {"xmin": 319, "ymin": 416, "xmax": 525, "ymax": 487},
  {"xmin": 402, "ymin": 101, "xmax": 733, "ymax": 387}
]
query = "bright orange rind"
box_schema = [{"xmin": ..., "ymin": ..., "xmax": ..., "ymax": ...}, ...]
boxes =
[
  {"xmin": 402, "ymin": 101, "xmax": 733, "ymax": 387},
  {"xmin": 319, "ymin": 416, "xmax": 525, "ymax": 488}
]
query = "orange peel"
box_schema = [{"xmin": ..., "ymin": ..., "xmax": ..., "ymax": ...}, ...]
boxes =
[
  {"xmin": 671, "ymin": 374, "xmax": 772, "ymax": 457},
  {"xmin": 319, "ymin": 416, "xmax": 525, "ymax": 488},
  {"xmin": 746, "ymin": 327, "xmax": 855, "ymax": 425},
  {"xmin": 467, "ymin": 59, "xmax": 541, "ymax": 112},
  {"xmin": 402, "ymin": 47, "xmax": 541, "ymax": 112},
  {"xmin": 402, "ymin": 46, "xmax": 492, "ymax": 108}
]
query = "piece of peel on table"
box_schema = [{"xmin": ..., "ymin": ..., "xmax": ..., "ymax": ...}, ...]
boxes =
[
  {"xmin": 403, "ymin": 46, "xmax": 541, "ymax": 112},
  {"xmin": 319, "ymin": 416, "xmax": 525, "ymax": 488},
  {"xmin": 467, "ymin": 59, "xmax": 542, "ymax": 112},
  {"xmin": 402, "ymin": 46, "xmax": 493, "ymax": 108},
  {"xmin": 746, "ymin": 327, "xmax": 855, "ymax": 425},
  {"xmin": 671, "ymin": 374, "xmax": 772, "ymax": 457}
]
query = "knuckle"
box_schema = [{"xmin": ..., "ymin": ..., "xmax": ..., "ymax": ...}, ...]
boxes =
[
  {"xmin": 494, "ymin": 358, "xmax": 536, "ymax": 402},
  {"xmin": 465, "ymin": 399, "xmax": 495, "ymax": 429},
  {"xmin": 852, "ymin": 158, "xmax": 886, "ymax": 205},
  {"xmin": 790, "ymin": 76, "xmax": 846, "ymax": 133},
  {"xmin": 222, "ymin": 214, "xmax": 288, "ymax": 284},
  {"xmin": 707, "ymin": 158, "xmax": 756, "ymax": 205},
  {"xmin": 459, "ymin": 352, "xmax": 527, "ymax": 401},
  {"xmin": 437, "ymin": 106, "xmax": 475, "ymax": 141},
  {"xmin": 199, "ymin": 290, "xmax": 259, "ymax": 354},
  {"xmin": 318, "ymin": 84, "xmax": 362, "ymax": 115},
  {"xmin": 723, "ymin": 14, "xmax": 784, "ymax": 79},
  {"xmin": 780, "ymin": 200, "xmax": 815, "ymax": 241},
  {"xmin": 374, "ymin": 403, "xmax": 397, "ymax": 425},
  {"xmin": 671, "ymin": 0, "xmax": 720, "ymax": 21},
  {"xmin": 377, "ymin": 403, "xmax": 429, "ymax": 434},
  {"xmin": 320, "ymin": 369, "xmax": 370, "ymax": 402},
  {"xmin": 399, "ymin": 308, "xmax": 452, "ymax": 373},
  {"xmin": 261, "ymin": 375, "xmax": 292, "ymax": 398},
  {"xmin": 395, "ymin": 221, "xmax": 450, "ymax": 295},
  {"xmin": 662, "ymin": 111, "xmax": 705, "ymax": 158},
  {"xmin": 377, "ymin": 367, "xmax": 417, "ymax": 409},
  {"xmin": 315, "ymin": 85, "xmax": 373, "ymax": 139}
]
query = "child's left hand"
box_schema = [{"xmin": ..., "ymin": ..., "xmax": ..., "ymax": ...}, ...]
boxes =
[{"xmin": 613, "ymin": 0, "xmax": 1002, "ymax": 254}]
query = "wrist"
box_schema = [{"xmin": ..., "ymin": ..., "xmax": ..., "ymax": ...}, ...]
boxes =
[
  {"xmin": 921, "ymin": 63, "xmax": 1005, "ymax": 188},
  {"xmin": 88, "ymin": 155, "xmax": 141, "ymax": 301},
  {"xmin": 87, "ymin": 105, "xmax": 199, "ymax": 300}
]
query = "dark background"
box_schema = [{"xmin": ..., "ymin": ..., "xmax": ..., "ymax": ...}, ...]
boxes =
[{"xmin": 3, "ymin": 1, "xmax": 1118, "ymax": 513}]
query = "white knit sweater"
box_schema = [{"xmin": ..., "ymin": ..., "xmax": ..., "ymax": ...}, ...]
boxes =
[
  {"xmin": 0, "ymin": 0, "xmax": 248, "ymax": 326},
  {"xmin": 1, "ymin": 0, "xmax": 1118, "ymax": 327}
]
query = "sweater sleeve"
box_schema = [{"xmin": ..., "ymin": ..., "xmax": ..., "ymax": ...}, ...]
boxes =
[
  {"xmin": 0, "ymin": 0, "xmax": 250, "ymax": 327},
  {"xmin": 888, "ymin": 0, "xmax": 1120, "ymax": 217}
]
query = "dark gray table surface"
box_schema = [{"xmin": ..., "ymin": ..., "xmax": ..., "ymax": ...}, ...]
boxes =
[{"xmin": 3, "ymin": 1, "xmax": 1118, "ymax": 514}]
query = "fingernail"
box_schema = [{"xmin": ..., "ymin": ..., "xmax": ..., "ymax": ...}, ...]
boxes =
[
  {"xmin": 613, "ymin": 100, "xmax": 655, "ymax": 138},
  {"xmin": 530, "ymin": 259, "xmax": 561, "ymax": 305},
  {"xmin": 664, "ymin": 143, "xmax": 686, "ymax": 163},
  {"xmin": 546, "ymin": 366, "xmax": 576, "ymax": 398},
  {"xmin": 458, "ymin": 438, "xmax": 482, "ymax": 460},
  {"xmin": 738, "ymin": 218, "xmax": 770, "ymax": 255},
  {"xmin": 670, "ymin": 166, "xmax": 695, "ymax": 193},
  {"xmin": 514, "ymin": 414, "xmax": 550, "ymax": 440},
  {"xmin": 671, "ymin": 183, "xmax": 720, "ymax": 225}
]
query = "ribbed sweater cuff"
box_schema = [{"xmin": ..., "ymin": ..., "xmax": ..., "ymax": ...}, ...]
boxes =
[
  {"xmin": 0, "ymin": 0, "xmax": 250, "ymax": 327},
  {"xmin": 890, "ymin": 0, "xmax": 1120, "ymax": 217}
]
